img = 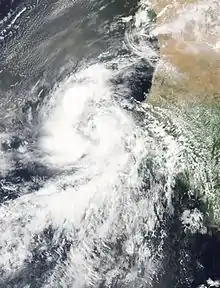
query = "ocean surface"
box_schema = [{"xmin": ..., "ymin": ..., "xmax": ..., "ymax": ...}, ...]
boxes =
[{"xmin": 0, "ymin": 1, "xmax": 220, "ymax": 287}]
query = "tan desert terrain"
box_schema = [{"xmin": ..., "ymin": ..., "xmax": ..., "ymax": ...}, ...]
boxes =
[{"xmin": 149, "ymin": 0, "xmax": 220, "ymax": 105}]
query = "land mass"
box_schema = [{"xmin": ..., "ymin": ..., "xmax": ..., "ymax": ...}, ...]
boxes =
[{"xmin": 148, "ymin": 0, "xmax": 220, "ymax": 105}]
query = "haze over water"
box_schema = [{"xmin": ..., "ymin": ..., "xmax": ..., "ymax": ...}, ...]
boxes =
[{"xmin": 0, "ymin": 1, "xmax": 220, "ymax": 288}]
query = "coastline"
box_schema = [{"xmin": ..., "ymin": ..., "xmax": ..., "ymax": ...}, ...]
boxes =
[{"xmin": 148, "ymin": 0, "xmax": 220, "ymax": 106}]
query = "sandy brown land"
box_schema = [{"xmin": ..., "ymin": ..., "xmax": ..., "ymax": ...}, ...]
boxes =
[{"xmin": 149, "ymin": 0, "xmax": 220, "ymax": 105}]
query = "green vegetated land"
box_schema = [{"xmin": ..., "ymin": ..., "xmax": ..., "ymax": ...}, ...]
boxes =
[
  {"xmin": 146, "ymin": 0, "xmax": 220, "ymax": 230},
  {"xmin": 148, "ymin": 80, "xmax": 220, "ymax": 230}
]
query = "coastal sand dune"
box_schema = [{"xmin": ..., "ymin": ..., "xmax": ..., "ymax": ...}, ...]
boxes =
[{"xmin": 149, "ymin": 0, "xmax": 220, "ymax": 104}]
